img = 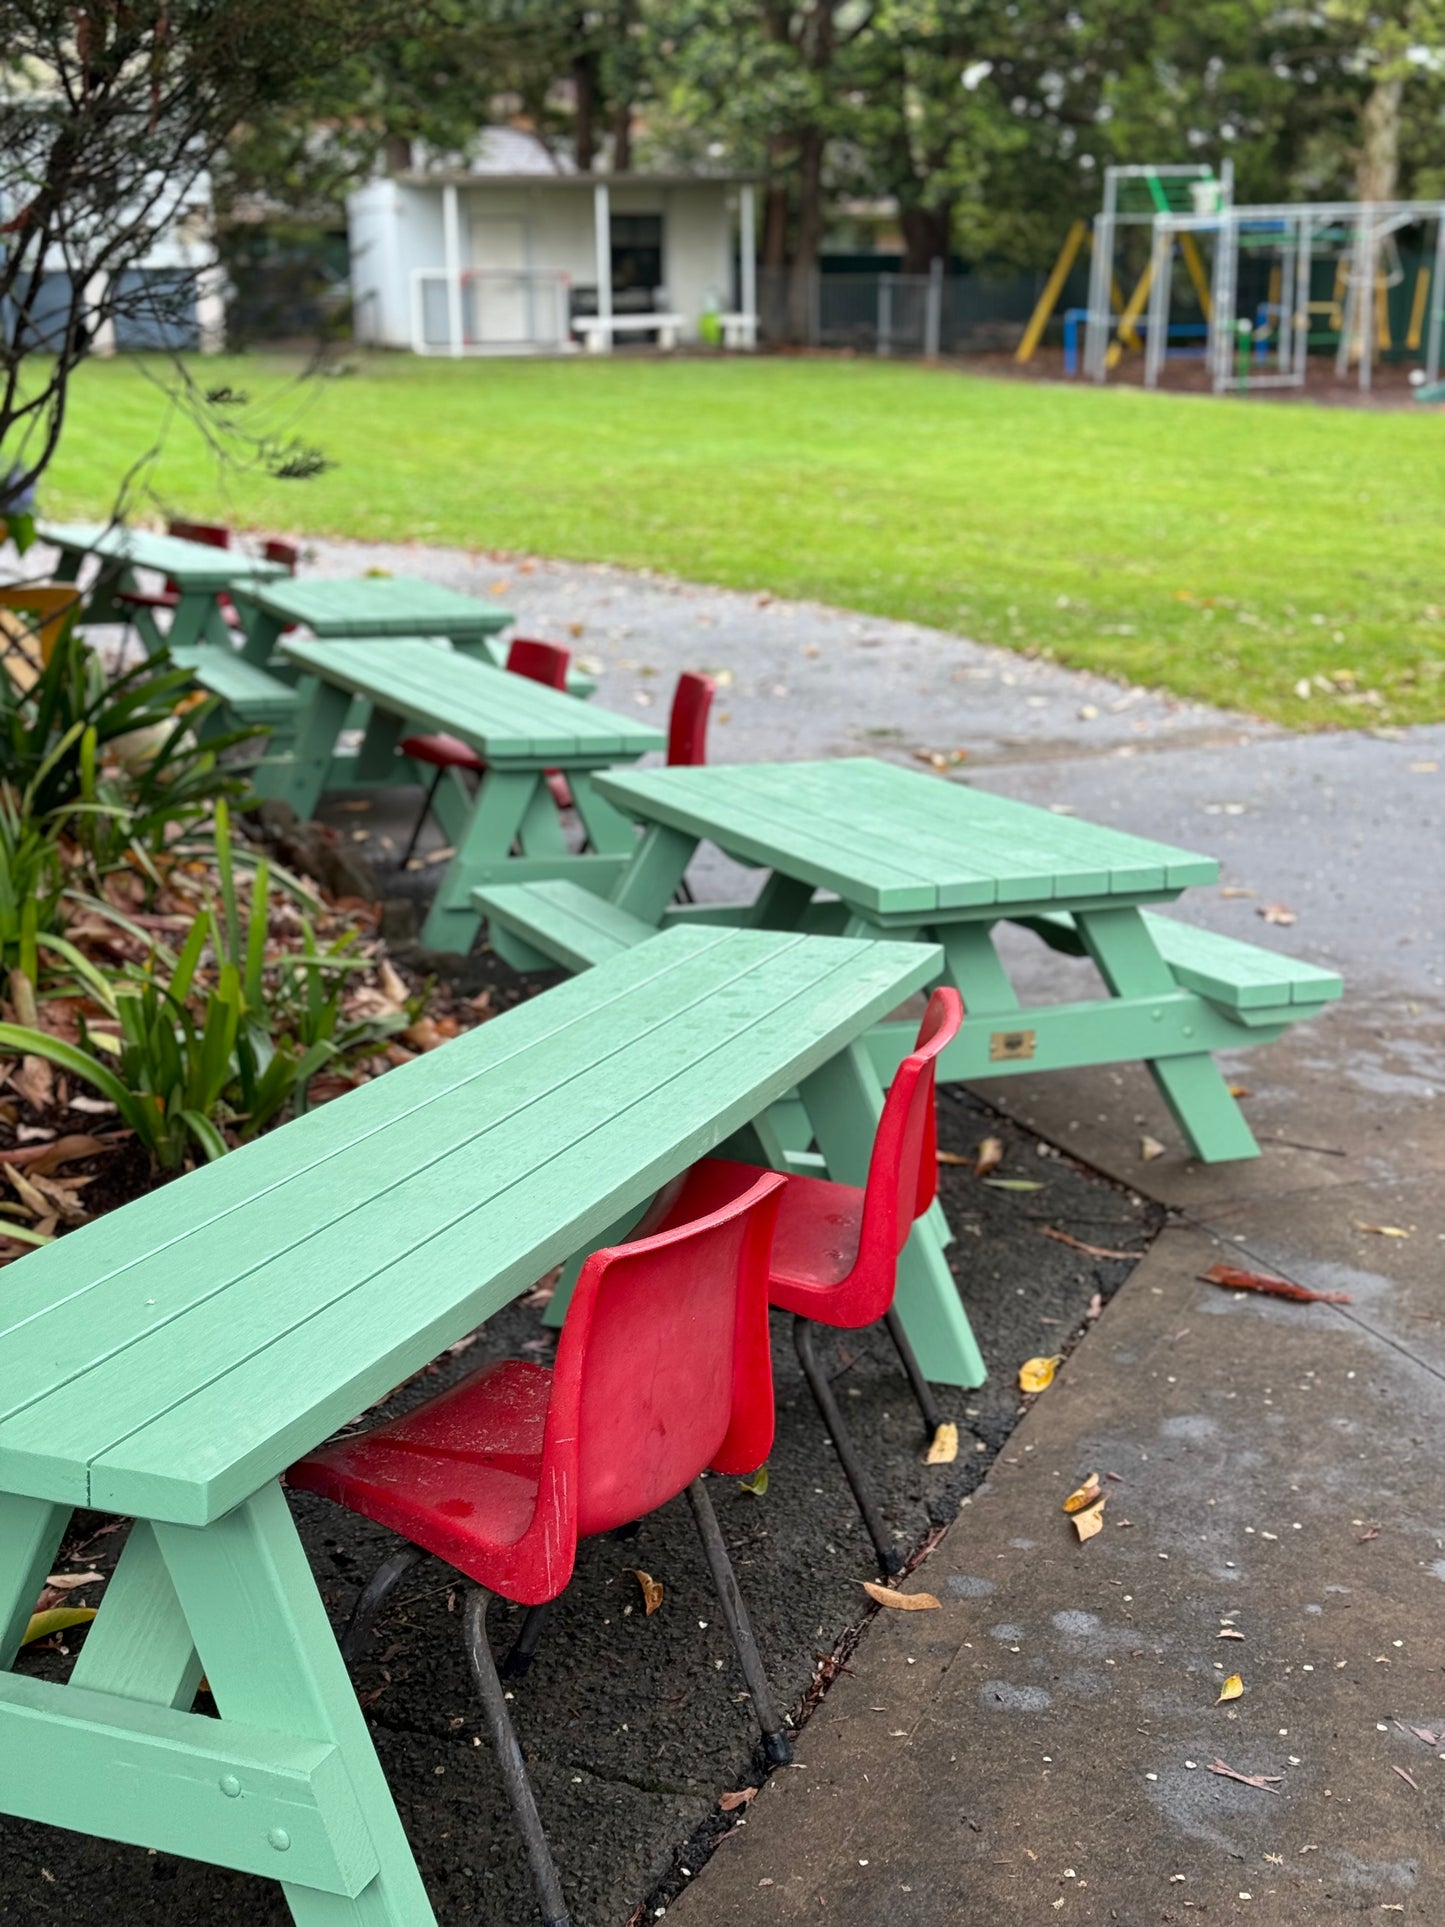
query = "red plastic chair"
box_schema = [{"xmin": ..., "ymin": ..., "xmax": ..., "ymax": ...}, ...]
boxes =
[
  {"xmin": 644, "ymin": 987, "xmax": 963, "ymax": 1574},
  {"xmin": 262, "ymin": 537, "xmax": 300, "ymax": 572},
  {"xmin": 114, "ymin": 517, "xmax": 238, "ymax": 635},
  {"xmin": 398, "ymin": 636, "xmax": 572, "ymax": 865},
  {"xmin": 290, "ymin": 1169, "xmax": 788, "ymax": 1927}
]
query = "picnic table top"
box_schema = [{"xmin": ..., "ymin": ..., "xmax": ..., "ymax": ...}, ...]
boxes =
[
  {"xmin": 279, "ymin": 635, "xmax": 664, "ymax": 764},
  {"xmin": 0, "ymin": 927, "xmax": 941, "ymax": 1528},
  {"xmin": 597, "ymin": 757, "xmax": 1219, "ymax": 916},
  {"xmin": 38, "ymin": 521, "xmax": 290, "ymax": 589},
  {"xmin": 234, "ymin": 573, "xmax": 512, "ymax": 637}
]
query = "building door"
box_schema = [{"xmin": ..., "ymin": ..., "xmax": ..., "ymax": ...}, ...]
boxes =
[
  {"xmin": 611, "ymin": 214, "xmax": 664, "ymax": 313},
  {"xmin": 468, "ymin": 217, "xmax": 530, "ymax": 343}
]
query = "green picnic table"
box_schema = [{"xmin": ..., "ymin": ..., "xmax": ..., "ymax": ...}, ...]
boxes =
[
  {"xmin": 230, "ymin": 573, "xmax": 546, "ymax": 671},
  {"xmin": 40, "ymin": 521, "xmax": 289, "ymax": 654},
  {"xmin": 0, "ymin": 926, "xmax": 941, "ymax": 1924},
  {"xmin": 476, "ymin": 757, "xmax": 1343, "ymax": 1166},
  {"xmin": 267, "ymin": 635, "xmax": 663, "ymax": 950}
]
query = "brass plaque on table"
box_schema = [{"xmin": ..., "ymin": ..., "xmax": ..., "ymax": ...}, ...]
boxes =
[{"xmin": 989, "ymin": 1029, "xmax": 1037, "ymax": 1062}]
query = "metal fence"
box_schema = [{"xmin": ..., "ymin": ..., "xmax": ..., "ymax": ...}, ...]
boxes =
[{"xmin": 758, "ymin": 265, "xmax": 1050, "ymax": 357}]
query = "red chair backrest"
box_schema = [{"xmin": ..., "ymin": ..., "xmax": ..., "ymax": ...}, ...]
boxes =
[
  {"xmin": 506, "ymin": 636, "xmax": 570, "ymax": 691},
  {"xmin": 263, "ymin": 539, "xmax": 299, "ymax": 572},
  {"xmin": 845, "ymin": 988, "xmax": 963, "ymax": 1321},
  {"xmin": 668, "ymin": 671, "xmax": 714, "ymax": 767},
  {"xmin": 544, "ymin": 1170, "xmax": 784, "ymax": 1540},
  {"xmin": 168, "ymin": 518, "xmax": 231, "ymax": 550}
]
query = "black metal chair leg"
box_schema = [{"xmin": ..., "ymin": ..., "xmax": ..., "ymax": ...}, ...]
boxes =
[
  {"xmin": 464, "ymin": 1589, "xmax": 572, "ymax": 1927},
  {"xmin": 674, "ymin": 876, "xmax": 695, "ymax": 904},
  {"xmin": 501, "ymin": 1601, "xmax": 554, "ymax": 1679},
  {"xmin": 339, "ymin": 1543, "xmax": 427, "ymax": 1662},
  {"xmin": 399, "ymin": 766, "xmax": 445, "ymax": 867},
  {"xmin": 684, "ymin": 1477, "xmax": 793, "ymax": 1767},
  {"xmin": 793, "ymin": 1315, "xmax": 903, "ymax": 1577},
  {"xmin": 882, "ymin": 1306, "xmax": 944, "ymax": 1438}
]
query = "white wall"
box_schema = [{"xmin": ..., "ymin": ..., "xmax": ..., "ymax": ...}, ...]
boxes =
[{"xmin": 348, "ymin": 179, "xmax": 448, "ymax": 346}]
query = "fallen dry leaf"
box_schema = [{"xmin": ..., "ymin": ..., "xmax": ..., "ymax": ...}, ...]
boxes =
[
  {"xmin": 44, "ymin": 1571, "xmax": 103, "ymax": 1591},
  {"xmin": 1072, "ymin": 1501, "xmax": 1106, "ymax": 1543},
  {"xmin": 861, "ymin": 1582, "xmax": 941, "ymax": 1611},
  {"xmin": 936, "ymin": 1149, "xmax": 972, "ymax": 1166},
  {"xmin": 982, "ymin": 1178, "xmax": 1045, "ymax": 1192},
  {"xmin": 1019, "ymin": 1354, "xmax": 1064, "ymax": 1394},
  {"xmin": 1353, "ymin": 1221, "xmax": 1409, "ymax": 1240},
  {"xmin": 376, "ymin": 960, "xmax": 410, "ymax": 1009},
  {"xmin": 22, "ymin": 1606, "xmax": 96, "ymax": 1647},
  {"xmin": 1391, "ymin": 1765, "xmax": 1420, "ymax": 1791},
  {"xmin": 1218, "ymin": 1627, "xmax": 1246, "ymax": 1641},
  {"xmin": 0, "ymin": 1133, "xmax": 112, "ymax": 1174},
  {"xmin": 1228, "ymin": 1083, "xmax": 1252, "ymax": 1099},
  {"xmin": 629, "ymin": 1569, "xmax": 663, "ymax": 1616},
  {"xmin": 1139, "ymin": 1134, "xmax": 1166, "ymax": 1162},
  {"xmin": 924, "ymin": 1422, "xmax": 959, "ymax": 1465},
  {"xmin": 1217, "ymin": 1674, "xmax": 1244, "ymax": 1704},
  {"xmin": 974, "ymin": 1136, "xmax": 1004, "ymax": 1178},
  {"xmin": 718, "ymin": 1787, "xmax": 757, "ymax": 1812},
  {"xmin": 1043, "ymin": 1227, "xmax": 1144, "ymax": 1263},
  {"xmin": 1258, "ymin": 904, "xmax": 1298, "ymax": 926},
  {"xmin": 1202, "ymin": 1263, "xmax": 1352, "ymax": 1306},
  {"xmin": 1207, "ymin": 1759, "xmax": 1281, "ymax": 1792},
  {"xmin": 1063, "ymin": 1473, "xmax": 1102, "ymax": 1514}
]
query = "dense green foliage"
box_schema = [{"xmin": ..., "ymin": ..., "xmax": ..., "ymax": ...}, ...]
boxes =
[{"xmin": 43, "ymin": 352, "xmax": 1445, "ymax": 729}]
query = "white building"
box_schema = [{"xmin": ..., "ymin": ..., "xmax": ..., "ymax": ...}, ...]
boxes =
[{"xmin": 348, "ymin": 129, "xmax": 757, "ymax": 354}]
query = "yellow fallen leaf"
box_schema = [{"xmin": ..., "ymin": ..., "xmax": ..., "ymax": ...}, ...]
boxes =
[
  {"xmin": 22, "ymin": 1606, "xmax": 96, "ymax": 1646},
  {"xmin": 1140, "ymin": 1134, "xmax": 1167, "ymax": 1161},
  {"xmin": 1063, "ymin": 1473, "xmax": 1102, "ymax": 1514},
  {"xmin": 629, "ymin": 1569, "xmax": 663, "ymax": 1616},
  {"xmin": 975, "ymin": 1136, "xmax": 1004, "ymax": 1178},
  {"xmin": 1019, "ymin": 1353, "xmax": 1064, "ymax": 1394},
  {"xmin": 1259, "ymin": 904, "xmax": 1297, "ymax": 927},
  {"xmin": 924, "ymin": 1422, "xmax": 959, "ymax": 1465},
  {"xmin": 738, "ymin": 1466, "xmax": 769, "ymax": 1497},
  {"xmin": 861, "ymin": 1582, "xmax": 941, "ymax": 1611},
  {"xmin": 1072, "ymin": 1500, "xmax": 1106, "ymax": 1543},
  {"xmin": 1217, "ymin": 1674, "xmax": 1244, "ymax": 1703},
  {"xmin": 1353, "ymin": 1221, "xmax": 1409, "ymax": 1239}
]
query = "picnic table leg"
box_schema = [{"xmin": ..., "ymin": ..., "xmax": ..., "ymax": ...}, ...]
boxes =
[
  {"xmin": 799, "ymin": 1040, "xmax": 986, "ymax": 1389},
  {"xmin": 609, "ymin": 823, "xmax": 701, "ymax": 922},
  {"xmin": 0, "ymin": 1492, "xmax": 70, "ymax": 1669},
  {"xmin": 420, "ymin": 769, "xmax": 540, "ymax": 952},
  {"xmin": 1074, "ymin": 906, "xmax": 1260, "ymax": 1161},
  {"xmin": 240, "ymin": 607, "xmax": 285, "ymax": 668},
  {"xmin": 253, "ymin": 678, "xmax": 353, "ymax": 819},
  {"xmin": 567, "ymin": 772, "xmax": 639, "ymax": 856},
  {"xmin": 165, "ymin": 592, "xmax": 222, "ymax": 656},
  {"xmin": 156, "ymin": 1480, "xmax": 437, "ymax": 1927},
  {"xmin": 69, "ymin": 1520, "xmax": 203, "ymax": 1709}
]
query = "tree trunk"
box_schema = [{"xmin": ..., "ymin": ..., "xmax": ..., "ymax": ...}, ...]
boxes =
[
  {"xmin": 785, "ymin": 125, "xmax": 825, "ymax": 341},
  {"xmin": 1356, "ymin": 69, "xmax": 1403, "ymax": 203},
  {"xmin": 611, "ymin": 102, "xmax": 632, "ymax": 172},
  {"xmin": 573, "ymin": 46, "xmax": 598, "ymax": 171},
  {"xmin": 898, "ymin": 202, "xmax": 952, "ymax": 275},
  {"xmin": 384, "ymin": 133, "xmax": 412, "ymax": 174}
]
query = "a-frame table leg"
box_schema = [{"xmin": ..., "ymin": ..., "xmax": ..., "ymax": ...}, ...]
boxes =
[
  {"xmin": 1075, "ymin": 905, "xmax": 1260, "ymax": 1161},
  {"xmin": 155, "ymin": 1480, "xmax": 437, "ymax": 1927},
  {"xmin": 0, "ymin": 1492, "xmax": 69, "ymax": 1669}
]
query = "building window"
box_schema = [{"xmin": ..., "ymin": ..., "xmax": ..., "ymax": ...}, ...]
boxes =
[{"xmin": 611, "ymin": 214, "xmax": 663, "ymax": 310}]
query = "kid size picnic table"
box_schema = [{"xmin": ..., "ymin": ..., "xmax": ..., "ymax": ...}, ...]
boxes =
[
  {"xmin": 267, "ymin": 634, "xmax": 662, "ymax": 949},
  {"xmin": 39, "ymin": 521, "xmax": 289, "ymax": 654},
  {"xmin": 477, "ymin": 757, "xmax": 1343, "ymax": 1166},
  {"xmin": 0, "ymin": 926, "xmax": 942, "ymax": 1925}
]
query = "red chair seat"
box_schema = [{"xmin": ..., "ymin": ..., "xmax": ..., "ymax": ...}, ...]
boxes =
[
  {"xmin": 115, "ymin": 587, "xmax": 181, "ymax": 613},
  {"xmin": 650, "ymin": 1157, "xmax": 866, "ymax": 1314},
  {"xmin": 293, "ymin": 1359, "xmax": 550, "ymax": 1583},
  {"xmin": 401, "ymin": 732, "xmax": 485, "ymax": 774},
  {"xmin": 545, "ymin": 770, "xmax": 573, "ymax": 810}
]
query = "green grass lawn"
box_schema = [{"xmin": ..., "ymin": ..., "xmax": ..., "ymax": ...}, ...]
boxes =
[{"xmin": 41, "ymin": 352, "xmax": 1445, "ymax": 727}]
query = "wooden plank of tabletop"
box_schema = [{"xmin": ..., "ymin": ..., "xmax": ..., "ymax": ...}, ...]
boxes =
[
  {"xmin": 235, "ymin": 574, "xmax": 511, "ymax": 636},
  {"xmin": 278, "ymin": 636, "xmax": 662, "ymax": 764},
  {"xmin": 38, "ymin": 522, "xmax": 287, "ymax": 588},
  {"xmin": 0, "ymin": 927, "xmax": 941, "ymax": 1525},
  {"xmin": 598, "ymin": 759, "xmax": 1218, "ymax": 913}
]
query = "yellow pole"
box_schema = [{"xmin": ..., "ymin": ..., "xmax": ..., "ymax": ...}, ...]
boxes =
[
  {"xmin": 1106, "ymin": 259, "xmax": 1154, "ymax": 366},
  {"xmin": 1179, "ymin": 233, "xmax": 1213, "ymax": 319},
  {"xmin": 1015, "ymin": 218, "xmax": 1086, "ymax": 364},
  {"xmin": 1407, "ymin": 263, "xmax": 1429, "ymax": 351}
]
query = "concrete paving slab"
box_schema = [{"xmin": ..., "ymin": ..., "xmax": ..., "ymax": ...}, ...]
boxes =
[{"xmin": 671, "ymin": 1215, "xmax": 1445, "ymax": 1927}]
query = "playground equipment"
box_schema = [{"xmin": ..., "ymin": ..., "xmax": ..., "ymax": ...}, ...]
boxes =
[
  {"xmin": 1016, "ymin": 163, "xmax": 1232, "ymax": 373},
  {"xmin": 1021, "ymin": 163, "xmax": 1445, "ymax": 393},
  {"xmin": 1141, "ymin": 198, "xmax": 1445, "ymax": 393}
]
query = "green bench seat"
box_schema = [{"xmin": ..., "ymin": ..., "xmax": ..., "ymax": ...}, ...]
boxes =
[
  {"xmin": 1019, "ymin": 909, "xmax": 1342, "ymax": 1024},
  {"xmin": 476, "ymin": 878, "xmax": 657, "ymax": 974},
  {"xmin": 187, "ymin": 652, "xmax": 304, "ymax": 731}
]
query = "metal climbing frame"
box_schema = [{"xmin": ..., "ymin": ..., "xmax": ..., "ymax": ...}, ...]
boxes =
[
  {"xmin": 1082, "ymin": 162, "xmax": 1234, "ymax": 382},
  {"xmin": 1142, "ymin": 199, "xmax": 1445, "ymax": 394}
]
